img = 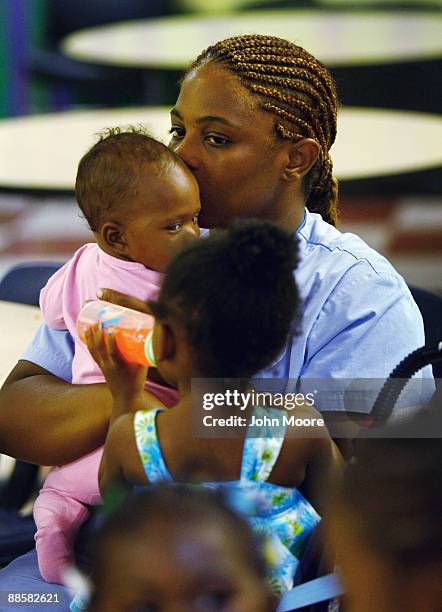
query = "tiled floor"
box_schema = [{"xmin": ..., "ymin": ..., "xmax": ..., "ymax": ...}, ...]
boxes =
[
  {"xmin": 0, "ymin": 193, "xmax": 441, "ymax": 293},
  {"xmin": 339, "ymin": 196, "xmax": 442, "ymax": 293},
  {"xmin": 0, "ymin": 195, "xmax": 90, "ymax": 280}
]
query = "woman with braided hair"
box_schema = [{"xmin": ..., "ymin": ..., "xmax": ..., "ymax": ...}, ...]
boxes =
[
  {"xmin": 174, "ymin": 34, "xmax": 339, "ymax": 229},
  {"xmin": 0, "ymin": 32, "xmax": 432, "ymax": 459},
  {"xmin": 164, "ymin": 34, "xmax": 432, "ymax": 411},
  {"xmin": 0, "ymin": 34, "xmax": 432, "ymax": 607}
]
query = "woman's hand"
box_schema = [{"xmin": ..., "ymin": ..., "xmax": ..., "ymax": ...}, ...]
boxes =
[
  {"xmin": 84, "ymin": 323, "xmax": 147, "ymax": 421},
  {"xmin": 98, "ymin": 288, "xmax": 152, "ymax": 315}
]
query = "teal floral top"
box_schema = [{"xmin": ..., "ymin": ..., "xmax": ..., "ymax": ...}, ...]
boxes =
[{"xmin": 134, "ymin": 406, "xmax": 321, "ymax": 595}]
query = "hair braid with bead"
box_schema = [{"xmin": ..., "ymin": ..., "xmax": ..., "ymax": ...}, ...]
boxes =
[{"xmin": 188, "ymin": 34, "xmax": 339, "ymax": 226}]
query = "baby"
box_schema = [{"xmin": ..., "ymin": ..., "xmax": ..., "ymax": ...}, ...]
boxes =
[{"xmin": 33, "ymin": 126, "xmax": 201, "ymax": 584}]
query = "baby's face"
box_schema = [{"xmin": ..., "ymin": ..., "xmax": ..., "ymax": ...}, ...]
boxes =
[
  {"xmin": 123, "ymin": 162, "xmax": 201, "ymax": 272},
  {"xmin": 91, "ymin": 519, "xmax": 273, "ymax": 612}
]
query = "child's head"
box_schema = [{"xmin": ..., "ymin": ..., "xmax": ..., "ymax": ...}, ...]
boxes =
[
  {"xmin": 76, "ymin": 126, "xmax": 201, "ymax": 272},
  {"xmin": 149, "ymin": 220, "xmax": 299, "ymax": 383},
  {"xmin": 328, "ymin": 410, "xmax": 442, "ymax": 612},
  {"xmin": 88, "ymin": 484, "xmax": 275, "ymax": 612}
]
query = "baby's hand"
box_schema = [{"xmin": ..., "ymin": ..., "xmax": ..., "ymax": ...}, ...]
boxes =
[{"xmin": 84, "ymin": 323, "xmax": 147, "ymax": 416}]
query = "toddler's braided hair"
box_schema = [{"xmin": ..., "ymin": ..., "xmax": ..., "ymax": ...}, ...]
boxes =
[{"xmin": 188, "ymin": 34, "xmax": 339, "ymax": 226}]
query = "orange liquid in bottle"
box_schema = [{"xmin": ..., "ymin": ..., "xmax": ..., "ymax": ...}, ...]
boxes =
[
  {"xmin": 114, "ymin": 326, "xmax": 152, "ymax": 365},
  {"xmin": 77, "ymin": 300, "xmax": 155, "ymax": 366}
]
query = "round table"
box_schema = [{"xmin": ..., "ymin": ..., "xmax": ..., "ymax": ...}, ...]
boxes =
[
  {"xmin": 178, "ymin": 0, "xmax": 442, "ymax": 13},
  {"xmin": 61, "ymin": 9, "xmax": 442, "ymax": 69},
  {"xmin": 0, "ymin": 107, "xmax": 441, "ymax": 192}
]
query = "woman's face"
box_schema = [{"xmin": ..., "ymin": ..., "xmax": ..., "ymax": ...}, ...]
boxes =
[{"xmin": 169, "ymin": 63, "xmax": 293, "ymax": 228}]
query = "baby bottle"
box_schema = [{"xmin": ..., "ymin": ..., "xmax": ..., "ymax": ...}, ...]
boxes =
[{"xmin": 77, "ymin": 300, "xmax": 156, "ymax": 366}]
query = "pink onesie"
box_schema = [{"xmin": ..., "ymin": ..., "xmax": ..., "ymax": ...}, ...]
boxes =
[{"xmin": 34, "ymin": 243, "xmax": 178, "ymax": 584}]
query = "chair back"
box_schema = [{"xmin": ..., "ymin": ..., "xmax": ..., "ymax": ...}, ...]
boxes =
[
  {"xmin": 410, "ymin": 286, "xmax": 442, "ymax": 379},
  {"xmin": 0, "ymin": 261, "xmax": 64, "ymax": 558},
  {"xmin": 0, "ymin": 262, "xmax": 63, "ymax": 307}
]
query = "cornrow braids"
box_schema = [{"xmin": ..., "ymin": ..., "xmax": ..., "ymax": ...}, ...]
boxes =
[{"xmin": 188, "ymin": 34, "xmax": 340, "ymax": 226}]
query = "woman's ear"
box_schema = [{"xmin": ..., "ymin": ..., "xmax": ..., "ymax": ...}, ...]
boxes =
[
  {"xmin": 283, "ymin": 138, "xmax": 321, "ymax": 182},
  {"xmin": 101, "ymin": 222, "xmax": 128, "ymax": 255}
]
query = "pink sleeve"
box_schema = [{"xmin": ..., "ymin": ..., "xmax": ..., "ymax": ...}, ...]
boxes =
[{"xmin": 39, "ymin": 264, "xmax": 69, "ymax": 330}]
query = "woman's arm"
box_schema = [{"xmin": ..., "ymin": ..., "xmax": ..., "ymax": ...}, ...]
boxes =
[
  {"xmin": 0, "ymin": 359, "xmax": 112, "ymax": 465},
  {"xmin": 0, "ymin": 291, "xmax": 155, "ymax": 466},
  {"xmin": 0, "ymin": 321, "xmax": 113, "ymax": 465},
  {"xmin": 0, "ymin": 289, "xmax": 165, "ymax": 466}
]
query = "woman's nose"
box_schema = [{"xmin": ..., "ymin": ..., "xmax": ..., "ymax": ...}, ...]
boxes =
[{"xmin": 171, "ymin": 137, "xmax": 199, "ymax": 172}]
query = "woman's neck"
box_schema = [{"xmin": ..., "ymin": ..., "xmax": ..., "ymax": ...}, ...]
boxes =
[
  {"xmin": 261, "ymin": 191, "xmax": 305, "ymax": 234},
  {"xmin": 276, "ymin": 204, "xmax": 305, "ymax": 234}
]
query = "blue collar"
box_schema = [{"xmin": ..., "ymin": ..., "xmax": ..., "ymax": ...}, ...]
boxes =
[{"xmin": 295, "ymin": 209, "xmax": 307, "ymax": 234}]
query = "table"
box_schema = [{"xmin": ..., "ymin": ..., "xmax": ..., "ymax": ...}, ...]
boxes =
[
  {"xmin": 0, "ymin": 107, "xmax": 441, "ymax": 192},
  {"xmin": 179, "ymin": 0, "xmax": 442, "ymax": 11},
  {"xmin": 0, "ymin": 301, "xmax": 41, "ymax": 386},
  {"xmin": 61, "ymin": 9, "xmax": 442, "ymax": 69}
]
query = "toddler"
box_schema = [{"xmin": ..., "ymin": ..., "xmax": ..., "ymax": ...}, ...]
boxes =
[
  {"xmin": 33, "ymin": 126, "xmax": 201, "ymax": 584},
  {"xmin": 86, "ymin": 220, "xmax": 343, "ymax": 595}
]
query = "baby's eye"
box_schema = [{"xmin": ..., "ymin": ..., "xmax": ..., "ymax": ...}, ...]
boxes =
[
  {"xmin": 169, "ymin": 125, "xmax": 185, "ymax": 140},
  {"xmin": 205, "ymin": 134, "xmax": 229, "ymax": 146},
  {"xmin": 192, "ymin": 214, "xmax": 199, "ymax": 225},
  {"xmin": 166, "ymin": 222, "xmax": 182, "ymax": 233}
]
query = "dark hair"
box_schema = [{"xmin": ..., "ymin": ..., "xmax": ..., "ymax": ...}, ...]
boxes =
[
  {"xmin": 90, "ymin": 483, "xmax": 268, "ymax": 586},
  {"xmin": 150, "ymin": 219, "xmax": 299, "ymax": 378},
  {"xmin": 187, "ymin": 34, "xmax": 339, "ymax": 226},
  {"xmin": 75, "ymin": 126, "xmax": 178, "ymax": 232},
  {"xmin": 337, "ymin": 409, "xmax": 442, "ymax": 570}
]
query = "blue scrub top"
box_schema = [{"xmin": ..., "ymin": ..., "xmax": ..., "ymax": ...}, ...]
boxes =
[{"xmin": 23, "ymin": 210, "xmax": 433, "ymax": 413}]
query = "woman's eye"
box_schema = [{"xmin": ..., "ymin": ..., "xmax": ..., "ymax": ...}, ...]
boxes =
[
  {"xmin": 169, "ymin": 126, "xmax": 185, "ymax": 139},
  {"xmin": 166, "ymin": 223, "xmax": 182, "ymax": 233},
  {"xmin": 205, "ymin": 134, "xmax": 229, "ymax": 146}
]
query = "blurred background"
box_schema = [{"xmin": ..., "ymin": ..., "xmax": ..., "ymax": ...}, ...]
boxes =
[{"xmin": 0, "ymin": 0, "xmax": 440, "ymax": 291}]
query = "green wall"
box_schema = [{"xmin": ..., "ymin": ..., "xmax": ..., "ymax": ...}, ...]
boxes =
[{"xmin": 0, "ymin": 0, "xmax": 48, "ymax": 118}]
